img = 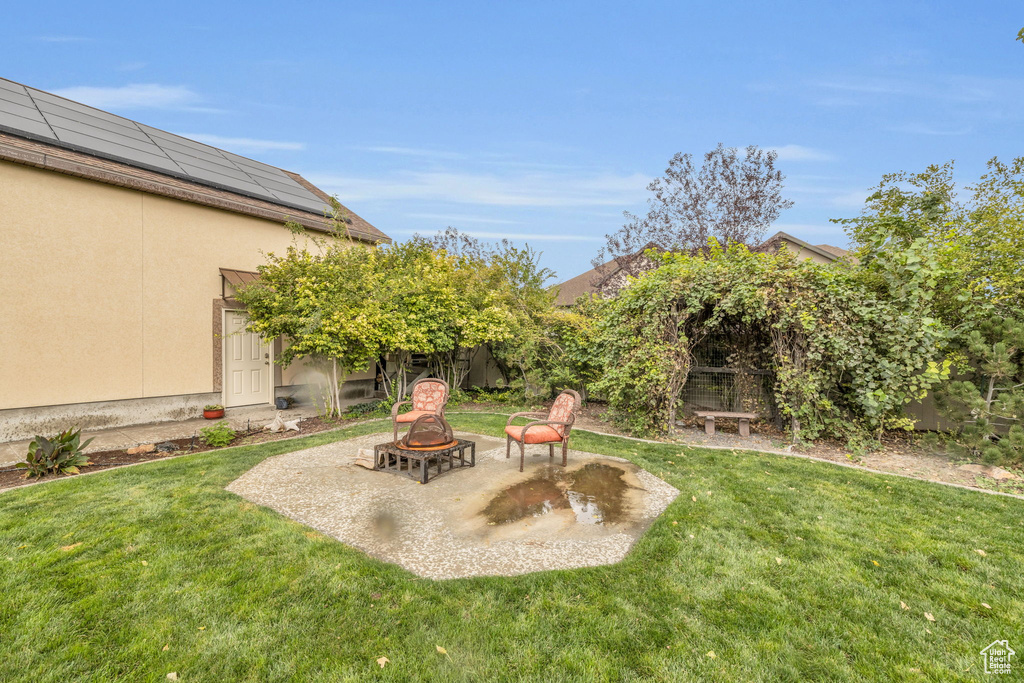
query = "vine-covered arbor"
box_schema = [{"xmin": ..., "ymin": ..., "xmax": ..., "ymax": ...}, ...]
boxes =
[{"xmin": 596, "ymin": 243, "xmax": 948, "ymax": 441}]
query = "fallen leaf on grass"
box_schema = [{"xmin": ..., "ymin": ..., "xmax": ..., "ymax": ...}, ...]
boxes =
[
  {"xmin": 775, "ymin": 557, "xmax": 782, "ymax": 565},
  {"xmin": 924, "ymin": 613, "xmax": 935, "ymax": 622},
  {"xmin": 376, "ymin": 657, "xmax": 389, "ymax": 668},
  {"xmin": 162, "ymin": 644, "xmax": 169, "ymax": 651},
  {"xmin": 672, "ymin": 521, "xmax": 678, "ymax": 526},
  {"xmin": 198, "ymin": 626, "xmax": 206, "ymax": 631},
  {"xmin": 436, "ymin": 645, "xmax": 451, "ymax": 660},
  {"xmin": 16, "ymin": 545, "xmax": 27, "ymax": 550},
  {"xmin": 975, "ymin": 549, "xmax": 987, "ymax": 557},
  {"xmin": 981, "ymin": 603, "xmax": 991, "ymax": 609},
  {"xmin": 871, "ymin": 560, "xmax": 879, "ymax": 566},
  {"xmin": 691, "ymin": 496, "xmax": 697, "ymax": 502},
  {"xmin": 141, "ymin": 560, "xmax": 148, "ymax": 566},
  {"xmin": 167, "ymin": 674, "xmax": 178, "ymax": 681},
  {"xmin": 706, "ymin": 651, "xmax": 716, "ymax": 658},
  {"xmin": 60, "ymin": 543, "xmax": 82, "ymax": 552},
  {"xmin": 900, "ymin": 602, "xmax": 909, "ymax": 610}
]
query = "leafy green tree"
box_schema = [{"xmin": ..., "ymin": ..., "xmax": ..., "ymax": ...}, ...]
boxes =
[
  {"xmin": 838, "ymin": 158, "xmax": 1024, "ymax": 463},
  {"xmin": 430, "ymin": 229, "xmax": 558, "ymax": 398},
  {"xmin": 235, "ymin": 243, "xmax": 386, "ymax": 417},
  {"xmin": 377, "ymin": 237, "xmax": 510, "ymax": 396},
  {"xmin": 542, "ymin": 297, "xmax": 606, "ymax": 402}
]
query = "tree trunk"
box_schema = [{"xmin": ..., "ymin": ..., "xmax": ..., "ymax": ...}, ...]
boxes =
[
  {"xmin": 331, "ymin": 357, "xmax": 341, "ymax": 418},
  {"xmin": 984, "ymin": 375, "xmax": 996, "ymax": 414}
]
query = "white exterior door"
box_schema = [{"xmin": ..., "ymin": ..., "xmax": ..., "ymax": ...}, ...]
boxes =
[{"xmin": 223, "ymin": 311, "xmax": 272, "ymax": 407}]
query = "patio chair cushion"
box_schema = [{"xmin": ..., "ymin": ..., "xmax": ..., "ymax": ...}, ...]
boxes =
[
  {"xmin": 395, "ymin": 410, "xmax": 434, "ymax": 423},
  {"xmin": 547, "ymin": 392, "xmax": 576, "ymax": 436},
  {"xmin": 505, "ymin": 424, "xmax": 562, "ymax": 444},
  {"xmin": 411, "ymin": 381, "xmax": 447, "ymax": 412}
]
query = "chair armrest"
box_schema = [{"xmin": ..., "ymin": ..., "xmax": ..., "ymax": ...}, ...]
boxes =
[
  {"xmin": 391, "ymin": 400, "xmax": 412, "ymax": 419},
  {"xmin": 506, "ymin": 411, "xmax": 548, "ymax": 426},
  {"xmin": 515, "ymin": 419, "xmax": 572, "ymax": 442}
]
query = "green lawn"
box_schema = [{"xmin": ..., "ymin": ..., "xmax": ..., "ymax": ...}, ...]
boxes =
[{"xmin": 0, "ymin": 414, "xmax": 1021, "ymax": 682}]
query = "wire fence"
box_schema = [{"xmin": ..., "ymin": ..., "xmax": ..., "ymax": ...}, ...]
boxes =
[
  {"xmin": 681, "ymin": 332, "xmax": 777, "ymax": 419},
  {"xmin": 681, "ymin": 367, "xmax": 775, "ymax": 415}
]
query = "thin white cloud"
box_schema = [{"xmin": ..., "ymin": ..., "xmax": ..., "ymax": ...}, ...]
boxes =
[
  {"xmin": 458, "ymin": 231, "xmax": 603, "ymax": 242},
  {"xmin": 808, "ymin": 75, "xmax": 1024, "ymax": 105},
  {"xmin": 809, "ymin": 78, "xmax": 912, "ymax": 96},
  {"xmin": 889, "ymin": 123, "xmax": 973, "ymax": 136},
  {"xmin": 407, "ymin": 212, "xmax": 520, "ymax": 225},
  {"xmin": 309, "ymin": 170, "xmax": 651, "ymax": 207},
  {"xmin": 393, "ymin": 229, "xmax": 601, "ymax": 242},
  {"xmin": 174, "ymin": 133, "xmax": 305, "ymax": 152},
  {"xmin": 787, "ymin": 184, "xmax": 869, "ymax": 210},
  {"xmin": 360, "ymin": 146, "xmax": 467, "ymax": 160},
  {"xmin": 768, "ymin": 144, "xmax": 834, "ymax": 162},
  {"xmin": 117, "ymin": 62, "xmax": 148, "ymax": 72},
  {"xmin": 34, "ymin": 35, "xmax": 89, "ymax": 43},
  {"xmin": 827, "ymin": 190, "xmax": 870, "ymax": 209},
  {"xmin": 50, "ymin": 83, "xmax": 219, "ymax": 112}
]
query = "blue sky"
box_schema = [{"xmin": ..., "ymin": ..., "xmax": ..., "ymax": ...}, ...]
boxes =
[{"xmin": 3, "ymin": 1, "xmax": 1022, "ymax": 280}]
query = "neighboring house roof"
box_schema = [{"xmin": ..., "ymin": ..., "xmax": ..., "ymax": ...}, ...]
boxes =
[
  {"xmin": 553, "ymin": 257, "xmax": 620, "ymax": 306},
  {"xmin": 553, "ymin": 231, "xmax": 850, "ymax": 306},
  {"xmin": 814, "ymin": 243, "xmax": 850, "ymax": 258},
  {"xmin": 755, "ymin": 231, "xmax": 849, "ymax": 262},
  {"xmin": 0, "ymin": 76, "xmax": 388, "ymax": 243}
]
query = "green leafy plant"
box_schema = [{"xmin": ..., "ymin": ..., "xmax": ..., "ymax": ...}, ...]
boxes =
[
  {"xmin": 17, "ymin": 428, "xmax": 93, "ymax": 478},
  {"xmin": 595, "ymin": 243, "xmax": 948, "ymax": 441},
  {"xmin": 343, "ymin": 398, "xmax": 395, "ymax": 418},
  {"xmin": 199, "ymin": 421, "xmax": 236, "ymax": 448},
  {"xmin": 204, "ymin": 404, "xmax": 224, "ymax": 411}
]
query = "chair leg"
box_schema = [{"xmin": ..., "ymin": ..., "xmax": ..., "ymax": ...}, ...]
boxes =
[
  {"xmin": 393, "ymin": 423, "xmax": 398, "ymax": 442},
  {"xmin": 561, "ymin": 439, "xmax": 568, "ymax": 467},
  {"xmin": 506, "ymin": 435, "xmax": 511, "ymax": 459},
  {"xmin": 519, "ymin": 440, "xmax": 526, "ymax": 472}
]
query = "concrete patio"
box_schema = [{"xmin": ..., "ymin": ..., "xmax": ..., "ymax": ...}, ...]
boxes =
[{"xmin": 227, "ymin": 430, "xmax": 680, "ymax": 579}]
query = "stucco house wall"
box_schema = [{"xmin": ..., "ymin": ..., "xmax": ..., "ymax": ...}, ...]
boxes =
[{"xmin": 0, "ymin": 160, "xmax": 374, "ymax": 441}]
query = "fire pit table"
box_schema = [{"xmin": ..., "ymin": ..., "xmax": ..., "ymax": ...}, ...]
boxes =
[{"xmin": 373, "ymin": 438, "xmax": 476, "ymax": 484}]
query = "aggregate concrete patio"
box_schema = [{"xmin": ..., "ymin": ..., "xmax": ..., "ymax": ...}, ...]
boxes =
[{"xmin": 227, "ymin": 431, "xmax": 679, "ymax": 579}]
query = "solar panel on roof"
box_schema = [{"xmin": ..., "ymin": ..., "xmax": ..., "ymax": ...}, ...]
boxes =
[{"xmin": 0, "ymin": 76, "xmax": 331, "ymax": 216}]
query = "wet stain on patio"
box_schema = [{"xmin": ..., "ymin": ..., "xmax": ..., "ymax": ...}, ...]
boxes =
[{"xmin": 482, "ymin": 463, "xmax": 631, "ymax": 525}]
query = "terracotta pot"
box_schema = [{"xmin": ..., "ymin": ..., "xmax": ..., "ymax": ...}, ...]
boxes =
[{"xmin": 203, "ymin": 409, "xmax": 225, "ymax": 419}]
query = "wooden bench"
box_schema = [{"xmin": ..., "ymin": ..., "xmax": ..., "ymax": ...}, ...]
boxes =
[{"xmin": 693, "ymin": 411, "xmax": 757, "ymax": 437}]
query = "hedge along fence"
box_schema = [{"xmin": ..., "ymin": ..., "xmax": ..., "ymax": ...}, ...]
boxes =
[{"xmin": 595, "ymin": 243, "xmax": 949, "ymax": 443}]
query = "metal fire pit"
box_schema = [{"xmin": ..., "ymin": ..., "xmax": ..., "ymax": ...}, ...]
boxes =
[
  {"xmin": 373, "ymin": 438, "xmax": 476, "ymax": 484},
  {"xmin": 400, "ymin": 414, "xmax": 456, "ymax": 450},
  {"xmin": 374, "ymin": 414, "xmax": 475, "ymax": 483}
]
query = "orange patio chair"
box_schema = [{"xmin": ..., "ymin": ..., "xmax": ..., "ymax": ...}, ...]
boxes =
[
  {"xmin": 391, "ymin": 378, "xmax": 450, "ymax": 442},
  {"xmin": 504, "ymin": 389, "xmax": 581, "ymax": 472}
]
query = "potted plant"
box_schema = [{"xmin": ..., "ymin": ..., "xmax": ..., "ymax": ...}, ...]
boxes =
[{"xmin": 203, "ymin": 404, "xmax": 225, "ymax": 419}]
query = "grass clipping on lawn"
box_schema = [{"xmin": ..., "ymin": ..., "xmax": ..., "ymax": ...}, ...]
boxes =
[{"xmin": 0, "ymin": 414, "xmax": 1020, "ymax": 682}]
